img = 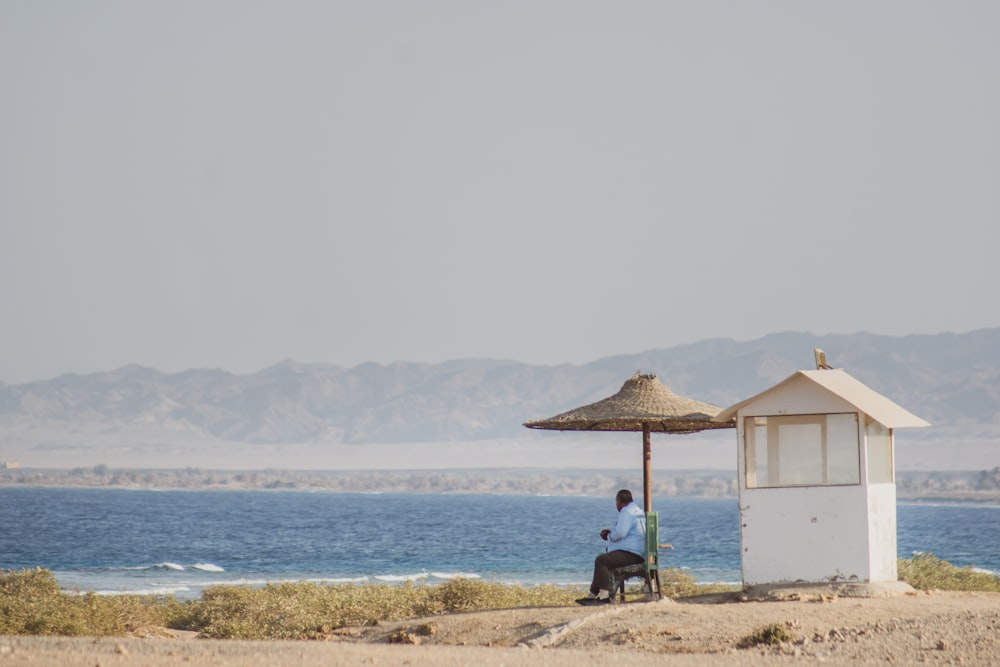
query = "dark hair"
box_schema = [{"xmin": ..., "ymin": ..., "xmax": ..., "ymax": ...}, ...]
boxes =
[{"xmin": 615, "ymin": 489, "xmax": 633, "ymax": 505}]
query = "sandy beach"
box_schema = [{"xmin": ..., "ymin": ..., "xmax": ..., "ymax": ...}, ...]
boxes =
[{"xmin": 3, "ymin": 589, "xmax": 1000, "ymax": 666}]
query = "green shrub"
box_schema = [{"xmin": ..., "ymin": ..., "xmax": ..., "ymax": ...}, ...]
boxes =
[
  {"xmin": 19, "ymin": 555, "xmax": 1000, "ymax": 643},
  {"xmin": 0, "ymin": 567, "xmax": 84, "ymax": 635},
  {"xmin": 898, "ymin": 553, "xmax": 1000, "ymax": 592},
  {"xmin": 660, "ymin": 567, "xmax": 737, "ymax": 598},
  {"xmin": 737, "ymin": 623, "xmax": 792, "ymax": 648},
  {"xmin": 0, "ymin": 568, "xmax": 179, "ymax": 636},
  {"xmin": 432, "ymin": 578, "xmax": 575, "ymax": 612},
  {"xmin": 177, "ymin": 578, "xmax": 579, "ymax": 640}
]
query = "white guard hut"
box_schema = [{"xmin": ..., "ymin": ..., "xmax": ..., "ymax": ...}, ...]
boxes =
[{"xmin": 715, "ymin": 353, "xmax": 929, "ymax": 587}]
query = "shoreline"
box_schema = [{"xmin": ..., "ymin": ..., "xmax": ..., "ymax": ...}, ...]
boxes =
[{"xmin": 3, "ymin": 466, "xmax": 999, "ymax": 503}]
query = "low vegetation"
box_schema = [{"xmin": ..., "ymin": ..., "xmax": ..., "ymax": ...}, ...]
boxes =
[
  {"xmin": 2, "ymin": 555, "xmax": 997, "ymax": 640},
  {"xmin": 0, "ymin": 567, "xmax": 718, "ymax": 639},
  {"xmin": 0, "ymin": 567, "xmax": 182, "ymax": 636},
  {"xmin": 178, "ymin": 579, "xmax": 580, "ymax": 640},
  {"xmin": 736, "ymin": 622, "xmax": 793, "ymax": 648},
  {"xmin": 897, "ymin": 552, "xmax": 1000, "ymax": 592},
  {"xmin": 658, "ymin": 567, "xmax": 736, "ymax": 598}
]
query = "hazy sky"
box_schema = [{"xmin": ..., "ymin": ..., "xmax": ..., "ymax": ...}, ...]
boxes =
[{"xmin": 2, "ymin": 1, "xmax": 998, "ymax": 384}]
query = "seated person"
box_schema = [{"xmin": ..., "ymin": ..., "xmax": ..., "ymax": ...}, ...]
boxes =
[{"xmin": 577, "ymin": 488, "xmax": 645, "ymax": 604}]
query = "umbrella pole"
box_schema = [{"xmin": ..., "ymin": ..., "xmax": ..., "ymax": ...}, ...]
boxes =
[{"xmin": 642, "ymin": 423, "xmax": 652, "ymax": 512}]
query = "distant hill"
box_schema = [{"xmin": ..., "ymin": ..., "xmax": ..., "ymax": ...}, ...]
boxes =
[{"xmin": 2, "ymin": 329, "xmax": 998, "ymax": 470}]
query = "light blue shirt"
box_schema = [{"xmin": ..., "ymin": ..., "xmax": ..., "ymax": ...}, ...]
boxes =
[{"xmin": 608, "ymin": 501, "xmax": 646, "ymax": 557}]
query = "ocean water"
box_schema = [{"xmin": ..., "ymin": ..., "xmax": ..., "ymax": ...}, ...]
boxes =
[{"xmin": 0, "ymin": 488, "xmax": 997, "ymax": 598}]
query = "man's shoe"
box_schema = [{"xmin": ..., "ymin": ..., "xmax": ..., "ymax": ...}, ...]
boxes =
[{"xmin": 577, "ymin": 596, "xmax": 611, "ymax": 605}]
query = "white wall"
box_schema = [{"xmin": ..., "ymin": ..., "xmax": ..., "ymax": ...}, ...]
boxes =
[
  {"xmin": 867, "ymin": 481, "xmax": 899, "ymax": 582},
  {"xmin": 739, "ymin": 484, "xmax": 871, "ymax": 585},
  {"xmin": 740, "ymin": 375, "xmax": 858, "ymax": 416}
]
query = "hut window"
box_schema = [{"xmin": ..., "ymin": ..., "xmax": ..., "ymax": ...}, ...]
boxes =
[
  {"xmin": 744, "ymin": 413, "xmax": 861, "ymax": 488},
  {"xmin": 866, "ymin": 420, "xmax": 893, "ymax": 483}
]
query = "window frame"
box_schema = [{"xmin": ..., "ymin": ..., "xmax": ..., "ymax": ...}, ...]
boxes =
[{"xmin": 743, "ymin": 412, "xmax": 861, "ymax": 489}]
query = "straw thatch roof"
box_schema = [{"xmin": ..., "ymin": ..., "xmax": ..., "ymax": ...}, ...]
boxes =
[{"xmin": 524, "ymin": 372, "xmax": 735, "ymax": 433}]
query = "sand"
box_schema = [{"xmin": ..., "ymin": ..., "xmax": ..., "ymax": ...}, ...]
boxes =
[{"xmin": 3, "ymin": 589, "xmax": 1000, "ymax": 666}]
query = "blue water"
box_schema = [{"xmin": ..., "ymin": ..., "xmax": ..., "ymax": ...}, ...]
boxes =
[{"xmin": 0, "ymin": 488, "xmax": 997, "ymax": 598}]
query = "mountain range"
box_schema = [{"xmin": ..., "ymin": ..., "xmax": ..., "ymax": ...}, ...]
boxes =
[{"xmin": 2, "ymin": 329, "xmax": 998, "ymax": 471}]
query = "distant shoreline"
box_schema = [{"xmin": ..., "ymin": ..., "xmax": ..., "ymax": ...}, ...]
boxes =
[{"xmin": 2, "ymin": 466, "xmax": 999, "ymax": 503}]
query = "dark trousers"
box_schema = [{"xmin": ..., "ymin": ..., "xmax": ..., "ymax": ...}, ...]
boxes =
[{"xmin": 590, "ymin": 549, "xmax": 644, "ymax": 594}]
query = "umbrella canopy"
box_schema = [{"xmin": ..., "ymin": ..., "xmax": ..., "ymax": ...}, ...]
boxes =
[{"xmin": 524, "ymin": 372, "xmax": 735, "ymax": 511}]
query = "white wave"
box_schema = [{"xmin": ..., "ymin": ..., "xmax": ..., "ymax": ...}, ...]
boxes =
[
  {"xmin": 191, "ymin": 563, "xmax": 225, "ymax": 572},
  {"xmin": 182, "ymin": 576, "xmax": 372, "ymax": 589},
  {"xmin": 158, "ymin": 562, "xmax": 185, "ymax": 571},
  {"xmin": 96, "ymin": 585, "xmax": 194, "ymax": 596},
  {"xmin": 122, "ymin": 562, "xmax": 185, "ymax": 571},
  {"xmin": 429, "ymin": 572, "xmax": 481, "ymax": 580},
  {"xmin": 374, "ymin": 573, "xmax": 429, "ymax": 582},
  {"xmin": 304, "ymin": 576, "xmax": 370, "ymax": 584},
  {"xmin": 196, "ymin": 578, "xmax": 270, "ymax": 587}
]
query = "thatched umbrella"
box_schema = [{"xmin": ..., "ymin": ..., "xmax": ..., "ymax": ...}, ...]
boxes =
[{"xmin": 523, "ymin": 372, "xmax": 735, "ymax": 511}]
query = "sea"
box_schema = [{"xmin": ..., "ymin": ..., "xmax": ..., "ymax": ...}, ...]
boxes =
[{"xmin": 1, "ymin": 488, "xmax": 998, "ymax": 599}]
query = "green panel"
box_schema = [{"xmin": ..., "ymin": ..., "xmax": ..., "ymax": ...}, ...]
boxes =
[{"xmin": 645, "ymin": 512, "xmax": 659, "ymax": 571}]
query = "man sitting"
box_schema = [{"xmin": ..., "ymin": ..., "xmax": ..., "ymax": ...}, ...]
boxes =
[{"xmin": 577, "ymin": 488, "xmax": 646, "ymax": 605}]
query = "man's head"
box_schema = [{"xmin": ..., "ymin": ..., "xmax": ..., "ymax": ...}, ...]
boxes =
[{"xmin": 615, "ymin": 489, "xmax": 633, "ymax": 510}]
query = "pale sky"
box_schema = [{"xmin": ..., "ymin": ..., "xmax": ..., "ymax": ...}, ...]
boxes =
[{"xmin": 2, "ymin": 1, "xmax": 998, "ymax": 384}]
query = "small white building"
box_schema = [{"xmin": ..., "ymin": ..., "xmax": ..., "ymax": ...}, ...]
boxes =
[{"xmin": 715, "ymin": 361, "xmax": 929, "ymax": 587}]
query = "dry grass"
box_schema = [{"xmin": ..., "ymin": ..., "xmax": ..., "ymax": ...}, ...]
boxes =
[
  {"xmin": 0, "ymin": 569, "xmax": 580, "ymax": 640},
  {"xmin": 736, "ymin": 623, "xmax": 794, "ymax": 648},
  {"xmin": 897, "ymin": 553, "xmax": 1000, "ymax": 592},
  {"xmin": 0, "ymin": 567, "xmax": 182, "ymax": 636},
  {"xmin": 178, "ymin": 579, "xmax": 580, "ymax": 639},
  {"xmin": 3, "ymin": 555, "xmax": 997, "ymax": 640}
]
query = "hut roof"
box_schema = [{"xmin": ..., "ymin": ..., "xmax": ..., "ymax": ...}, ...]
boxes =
[{"xmin": 713, "ymin": 368, "xmax": 930, "ymax": 428}]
